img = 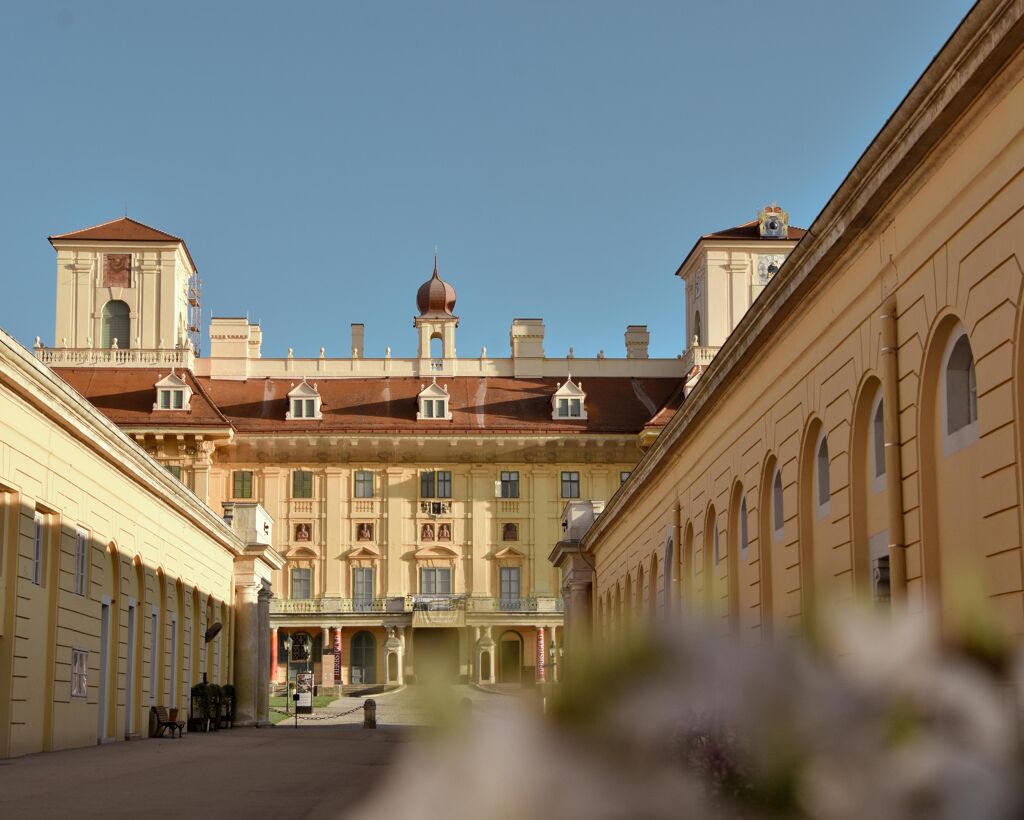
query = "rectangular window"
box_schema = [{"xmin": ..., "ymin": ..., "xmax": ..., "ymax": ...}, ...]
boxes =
[
  {"xmin": 232, "ymin": 470, "xmax": 254, "ymax": 499},
  {"xmin": 353, "ymin": 567, "xmax": 374, "ymax": 610},
  {"xmin": 159, "ymin": 391, "xmax": 171, "ymax": 410},
  {"xmin": 291, "ymin": 568, "xmax": 312, "ymax": 599},
  {"xmin": 561, "ymin": 471, "xmax": 580, "ymax": 499},
  {"xmin": 32, "ymin": 512, "xmax": 44, "ymax": 586},
  {"xmin": 419, "ymin": 567, "xmax": 452, "ymax": 595},
  {"xmin": 71, "ymin": 649, "xmax": 88, "ymax": 699},
  {"xmin": 292, "ymin": 470, "xmax": 313, "ymax": 499},
  {"xmin": 499, "ymin": 566, "xmax": 520, "ymax": 603},
  {"xmin": 500, "ymin": 471, "xmax": 520, "ymax": 499},
  {"xmin": 557, "ymin": 398, "xmax": 568, "ymax": 416},
  {"xmin": 172, "ymin": 390, "xmax": 184, "ymax": 410},
  {"xmin": 74, "ymin": 529, "xmax": 88, "ymax": 596},
  {"xmin": 620, "ymin": 471, "xmax": 631, "ymax": 485},
  {"xmin": 569, "ymin": 398, "xmax": 581, "ymax": 417},
  {"xmin": 421, "ymin": 471, "xmax": 452, "ymax": 498},
  {"xmin": 354, "ymin": 470, "xmax": 374, "ymax": 498},
  {"xmin": 167, "ymin": 465, "xmax": 183, "ymax": 481}
]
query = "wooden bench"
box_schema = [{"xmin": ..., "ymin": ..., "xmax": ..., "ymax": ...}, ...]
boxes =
[{"xmin": 154, "ymin": 706, "xmax": 185, "ymax": 738}]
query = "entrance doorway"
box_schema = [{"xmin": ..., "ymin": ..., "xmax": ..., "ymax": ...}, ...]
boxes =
[
  {"xmin": 498, "ymin": 631, "xmax": 523, "ymax": 684},
  {"xmin": 413, "ymin": 629, "xmax": 460, "ymax": 683},
  {"xmin": 351, "ymin": 631, "xmax": 376, "ymax": 684}
]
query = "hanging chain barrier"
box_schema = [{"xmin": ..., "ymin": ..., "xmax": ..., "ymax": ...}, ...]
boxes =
[{"xmin": 270, "ymin": 703, "xmax": 368, "ymax": 721}]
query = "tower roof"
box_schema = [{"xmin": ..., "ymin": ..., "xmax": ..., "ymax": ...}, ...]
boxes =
[
  {"xmin": 416, "ymin": 255, "xmax": 458, "ymax": 318},
  {"xmin": 49, "ymin": 216, "xmax": 197, "ymax": 271}
]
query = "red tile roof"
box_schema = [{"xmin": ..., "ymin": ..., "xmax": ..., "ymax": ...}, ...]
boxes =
[
  {"xmin": 49, "ymin": 217, "xmax": 197, "ymax": 271},
  {"xmin": 700, "ymin": 219, "xmax": 807, "ymax": 241},
  {"xmin": 54, "ymin": 368, "xmax": 231, "ymax": 428},
  {"xmin": 52, "ymin": 369, "xmax": 684, "ymax": 436}
]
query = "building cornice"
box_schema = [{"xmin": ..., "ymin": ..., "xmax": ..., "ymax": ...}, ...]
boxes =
[
  {"xmin": 583, "ymin": 0, "xmax": 1024, "ymax": 553},
  {"xmin": 0, "ymin": 328, "xmax": 245, "ymax": 557}
]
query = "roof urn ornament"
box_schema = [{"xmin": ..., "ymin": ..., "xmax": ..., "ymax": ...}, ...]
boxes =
[{"xmin": 416, "ymin": 254, "xmax": 458, "ymax": 318}]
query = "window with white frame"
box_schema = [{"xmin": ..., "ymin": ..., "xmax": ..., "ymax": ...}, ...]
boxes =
[
  {"xmin": 419, "ymin": 567, "xmax": 452, "ymax": 595},
  {"xmin": 153, "ymin": 372, "xmax": 191, "ymax": 412},
  {"xmin": 551, "ymin": 378, "xmax": 587, "ymax": 420},
  {"xmin": 71, "ymin": 649, "xmax": 88, "ymax": 699},
  {"xmin": 291, "ymin": 567, "xmax": 312, "ymax": 599},
  {"xmin": 354, "ymin": 470, "xmax": 374, "ymax": 498},
  {"xmin": 772, "ymin": 469, "xmax": 784, "ymax": 542},
  {"xmin": 286, "ymin": 379, "xmax": 322, "ymax": 420},
  {"xmin": 944, "ymin": 331, "xmax": 979, "ymax": 454},
  {"xmin": 416, "ymin": 380, "xmax": 452, "ymax": 421},
  {"xmin": 74, "ymin": 529, "xmax": 88, "ymax": 596},
  {"xmin": 32, "ymin": 511, "xmax": 44, "ymax": 586},
  {"xmin": 816, "ymin": 433, "xmax": 831, "ymax": 517}
]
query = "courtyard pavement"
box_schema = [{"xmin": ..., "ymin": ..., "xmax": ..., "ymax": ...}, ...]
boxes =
[{"xmin": 0, "ymin": 685, "xmax": 528, "ymax": 820}]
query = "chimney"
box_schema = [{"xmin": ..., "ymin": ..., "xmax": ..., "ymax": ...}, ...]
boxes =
[
  {"xmin": 510, "ymin": 318, "xmax": 545, "ymax": 378},
  {"xmin": 351, "ymin": 323, "xmax": 364, "ymax": 358},
  {"xmin": 625, "ymin": 325, "xmax": 649, "ymax": 359}
]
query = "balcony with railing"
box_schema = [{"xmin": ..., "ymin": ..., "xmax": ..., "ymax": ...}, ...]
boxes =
[
  {"xmin": 681, "ymin": 344, "xmax": 718, "ymax": 372},
  {"xmin": 34, "ymin": 345, "xmax": 195, "ymax": 369},
  {"xmin": 269, "ymin": 594, "xmax": 564, "ymax": 618}
]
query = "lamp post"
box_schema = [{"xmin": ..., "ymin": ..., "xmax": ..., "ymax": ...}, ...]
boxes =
[
  {"xmin": 283, "ymin": 635, "xmax": 292, "ymax": 715},
  {"xmin": 548, "ymin": 642, "xmax": 564, "ymax": 684}
]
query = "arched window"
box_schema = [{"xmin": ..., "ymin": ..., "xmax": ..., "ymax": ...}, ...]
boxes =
[
  {"xmin": 944, "ymin": 332, "xmax": 978, "ymax": 444},
  {"xmin": 101, "ymin": 300, "xmax": 130, "ymax": 348},
  {"xmin": 772, "ymin": 469, "xmax": 784, "ymax": 541},
  {"xmin": 693, "ymin": 311, "xmax": 702, "ymax": 346},
  {"xmin": 429, "ymin": 334, "xmax": 444, "ymax": 359},
  {"xmin": 872, "ymin": 394, "xmax": 886, "ymax": 482},
  {"xmin": 738, "ymin": 494, "xmax": 749, "ymax": 561},
  {"xmin": 816, "ymin": 434, "xmax": 831, "ymax": 516}
]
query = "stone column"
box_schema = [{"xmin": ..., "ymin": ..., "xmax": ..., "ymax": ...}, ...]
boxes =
[
  {"xmin": 192, "ymin": 441, "xmax": 215, "ymax": 505},
  {"xmin": 256, "ymin": 587, "xmax": 272, "ymax": 725},
  {"xmin": 270, "ymin": 627, "xmax": 278, "ymax": 684},
  {"xmin": 232, "ymin": 583, "xmax": 261, "ymax": 727}
]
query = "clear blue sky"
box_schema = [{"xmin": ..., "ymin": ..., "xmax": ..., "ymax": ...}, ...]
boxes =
[{"xmin": 0, "ymin": 0, "xmax": 974, "ymax": 360}]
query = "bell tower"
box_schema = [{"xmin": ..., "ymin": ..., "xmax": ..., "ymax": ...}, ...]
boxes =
[
  {"xmin": 414, "ymin": 255, "xmax": 458, "ymax": 375},
  {"xmin": 48, "ymin": 217, "xmax": 199, "ymax": 356}
]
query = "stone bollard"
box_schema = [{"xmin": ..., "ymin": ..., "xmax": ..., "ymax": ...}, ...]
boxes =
[{"xmin": 363, "ymin": 699, "xmax": 377, "ymax": 729}]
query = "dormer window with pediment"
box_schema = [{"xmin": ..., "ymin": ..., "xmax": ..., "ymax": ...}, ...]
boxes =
[
  {"xmin": 153, "ymin": 371, "xmax": 191, "ymax": 412},
  {"xmin": 552, "ymin": 377, "xmax": 587, "ymax": 420},
  {"xmin": 286, "ymin": 379, "xmax": 322, "ymax": 420},
  {"xmin": 417, "ymin": 379, "xmax": 452, "ymax": 421}
]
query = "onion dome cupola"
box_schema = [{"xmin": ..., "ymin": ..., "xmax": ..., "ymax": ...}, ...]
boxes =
[{"xmin": 416, "ymin": 255, "xmax": 458, "ymax": 318}]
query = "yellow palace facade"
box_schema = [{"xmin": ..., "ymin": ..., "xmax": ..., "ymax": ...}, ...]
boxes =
[
  {"xmin": 563, "ymin": 0, "xmax": 1024, "ymax": 647},
  {"xmin": 36, "ymin": 225, "xmax": 691, "ymax": 691}
]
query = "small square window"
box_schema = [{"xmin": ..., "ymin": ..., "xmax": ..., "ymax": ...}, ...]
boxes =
[
  {"xmin": 620, "ymin": 471, "xmax": 631, "ymax": 485},
  {"xmin": 167, "ymin": 465, "xmax": 183, "ymax": 481}
]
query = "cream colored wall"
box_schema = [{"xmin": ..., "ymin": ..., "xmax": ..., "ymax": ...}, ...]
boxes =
[
  {"xmin": 51, "ymin": 241, "xmax": 193, "ymax": 350},
  {"xmin": 0, "ymin": 344, "xmax": 241, "ymax": 758},
  {"xmin": 209, "ymin": 460, "xmax": 632, "ymax": 602},
  {"xmin": 588, "ymin": 44, "xmax": 1024, "ymax": 642}
]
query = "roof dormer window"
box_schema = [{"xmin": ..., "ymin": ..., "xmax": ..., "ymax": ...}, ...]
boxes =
[
  {"xmin": 417, "ymin": 379, "xmax": 452, "ymax": 421},
  {"xmin": 552, "ymin": 377, "xmax": 587, "ymax": 420},
  {"xmin": 286, "ymin": 379, "xmax": 322, "ymax": 421},
  {"xmin": 153, "ymin": 371, "xmax": 191, "ymax": 412}
]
